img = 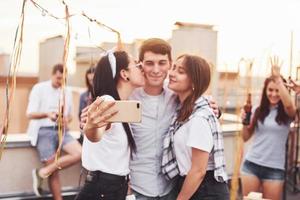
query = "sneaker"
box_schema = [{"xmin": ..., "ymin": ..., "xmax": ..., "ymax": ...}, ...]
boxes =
[{"xmin": 32, "ymin": 168, "xmax": 43, "ymax": 196}]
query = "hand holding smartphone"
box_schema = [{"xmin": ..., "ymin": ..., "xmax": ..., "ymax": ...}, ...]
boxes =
[
  {"xmin": 82, "ymin": 98, "xmax": 142, "ymax": 132},
  {"xmin": 102, "ymin": 100, "xmax": 142, "ymax": 123}
]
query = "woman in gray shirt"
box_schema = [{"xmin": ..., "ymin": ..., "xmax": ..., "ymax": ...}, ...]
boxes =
[{"xmin": 241, "ymin": 57, "xmax": 296, "ymax": 200}]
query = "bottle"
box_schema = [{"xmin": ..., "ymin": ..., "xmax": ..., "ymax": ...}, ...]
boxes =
[
  {"xmin": 57, "ymin": 93, "xmax": 65, "ymax": 126},
  {"xmin": 242, "ymin": 93, "xmax": 252, "ymax": 125}
]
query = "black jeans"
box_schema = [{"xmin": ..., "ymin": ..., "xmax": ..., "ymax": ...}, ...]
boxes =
[
  {"xmin": 177, "ymin": 171, "xmax": 229, "ymax": 200},
  {"xmin": 75, "ymin": 170, "xmax": 129, "ymax": 200}
]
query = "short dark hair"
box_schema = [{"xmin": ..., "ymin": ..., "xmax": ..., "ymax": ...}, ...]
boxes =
[
  {"xmin": 52, "ymin": 64, "xmax": 64, "ymax": 74},
  {"xmin": 139, "ymin": 38, "xmax": 172, "ymax": 62}
]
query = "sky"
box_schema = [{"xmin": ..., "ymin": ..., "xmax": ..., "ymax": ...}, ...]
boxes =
[{"xmin": 1, "ymin": 0, "xmax": 300, "ymax": 77}]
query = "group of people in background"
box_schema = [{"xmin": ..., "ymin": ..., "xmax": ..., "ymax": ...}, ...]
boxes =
[{"xmin": 26, "ymin": 37, "xmax": 300, "ymax": 200}]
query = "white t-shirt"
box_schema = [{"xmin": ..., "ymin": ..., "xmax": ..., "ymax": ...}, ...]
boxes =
[
  {"xmin": 26, "ymin": 80, "xmax": 73, "ymax": 146},
  {"xmin": 174, "ymin": 114, "xmax": 214, "ymax": 176},
  {"xmin": 82, "ymin": 95, "xmax": 130, "ymax": 176}
]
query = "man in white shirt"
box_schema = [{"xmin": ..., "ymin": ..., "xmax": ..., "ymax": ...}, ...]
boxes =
[{"xmin": 26, "ymin": 64, "xmax": 82, "ymax": 200}]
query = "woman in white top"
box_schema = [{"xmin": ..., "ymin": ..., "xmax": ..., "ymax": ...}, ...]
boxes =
[
  {"xmin": 75, "ymin": 50, "xmax": 144, "ymax": 200},
  {"xmin": 163, "ymin": 54, "xmax": 229, "ymax": 200}
]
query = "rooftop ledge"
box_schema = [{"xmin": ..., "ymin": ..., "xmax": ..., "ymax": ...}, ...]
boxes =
[
  {"xmin": 4, "ymin": 131, "xmax": 81, "ymax": 148},
  {"xmin": 3, "ymin": 122, "xmax": 242, "ymax": 148}
]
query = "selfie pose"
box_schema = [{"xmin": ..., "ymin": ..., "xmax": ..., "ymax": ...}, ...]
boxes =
[
  {"xmin": 75, "ymin": 50, "xmax": 145, "ymax": 200},
  {"xmin": 241, "ymin": 57, "xmax": 296, "ymax": 200},
  {"xmin": 79, "ymin": 39, "xmax": 222, "ymax": 200}
]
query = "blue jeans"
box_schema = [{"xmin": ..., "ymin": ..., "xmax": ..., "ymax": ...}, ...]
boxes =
[
  {"xmin": 242, "ymin": 160, "xmax": 285, "ymax": 181},
  {"xmin": 176, "ymin": 171, "xmax": 229, "ymax": 200},
  {"xmin": 75, "ymin": 171, "xmax": 129, "ymax": 200}
]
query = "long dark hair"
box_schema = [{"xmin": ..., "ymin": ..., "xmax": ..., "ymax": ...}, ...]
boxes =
[
  {"xmin": 93, "ymin": 51, "xmax": 136, "ymax": 152},
  {"xmin": 176, "ymin": 54, "xmax": 211, "ymax": 122},
  {"xmin": 252, "ymin": 76, "xmax": 290, "ymax": 127},
  {"xmin": 85, "ymin": 66, "xmax": 95, "ymax": 93}
]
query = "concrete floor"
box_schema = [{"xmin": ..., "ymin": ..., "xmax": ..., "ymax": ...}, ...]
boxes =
[
  {"xmin": 10, "ymin": 190, "xmax": 300, "ymax": 200},
  {"xmin": 2, "ymin": 182, "xmax": 300, "ymax": 200},
  {"xmin": 24, "ymin": 193, "xmax": 300, "ymax": 200},
  {"xmin": 286, "ymin": 190, "xmax": 300, "ymax": 200}
]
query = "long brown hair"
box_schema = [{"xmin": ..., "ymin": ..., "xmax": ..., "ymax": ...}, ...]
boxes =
[
  {"xmin": 177, "ymin": 54, "xmax": 211, "ymax": 122},
  {"xmin": 85, "ymin": 66, "xmax": 95, "ymax": 94},
  {"xmin": 251, "ymin": 76, "xmax": 290, "ymax": 128}
]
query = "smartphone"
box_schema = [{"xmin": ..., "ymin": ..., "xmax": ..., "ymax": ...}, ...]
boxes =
[{"xmin": 102, "ymin": 100, "xmax": 142, "ymax": 123}]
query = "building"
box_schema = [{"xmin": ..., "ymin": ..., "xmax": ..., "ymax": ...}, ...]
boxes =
[
  {"xmin": 0, "ymin": 76, "xmax": 38, "ymax": 133},
  {"xmin": 216, "ymin": 71, "xmax": 265, "ymax": 111},
  {"xmin": 70, "ymin": 42, "xmax": 136, "ymax": 87},
  {"xmin": 0, "ymin": 53, "xmax": 10, "ymax": 76},
  {"xmin": 39, "ymin": 35, "xmax": 64, "ymax": 82},
  {"xmin": 171, "ymin": 22, "xmax": 217, "ymax": 63},
  {"xmin": 38, "ymin": 22, "xmax": 268, "ymax": 110},
  {"xmin": 171, "ymin": 21, "xmax": 218, "ymax": 97}
]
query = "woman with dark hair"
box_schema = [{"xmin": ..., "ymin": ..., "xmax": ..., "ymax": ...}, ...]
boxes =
[
  {"xmin": 162, "ymin": 54, "xmax": 229, "ymax": 200},
  {"xmin": 79, "ymin": 66, "xmax": 95, "ymax": 118},
  {"xmin": 78, "ymin": 66, "xmax": 95, "ymax": 144},
  {"xmin": 75, "ymin": 50, "xmax": 145, "ymax": 200},
  {"xmin": 241, "ymin": 57, "xmax": 296, "ymax": 200}
]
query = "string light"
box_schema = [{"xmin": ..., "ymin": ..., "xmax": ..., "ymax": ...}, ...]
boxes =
[
  {"xmin": 0, "ymin": 0, "xmax": 122, "ymax": 159},
  {"xmin": 30, "ymin": 0, "xmax": 116, "ymax": 52}
]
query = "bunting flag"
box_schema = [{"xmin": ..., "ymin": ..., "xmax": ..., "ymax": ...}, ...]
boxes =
[{"xmin": 81, "ymin": 11, "xmax": 123, "ymax": 51}]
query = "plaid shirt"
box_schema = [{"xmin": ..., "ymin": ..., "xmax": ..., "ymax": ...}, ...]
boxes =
[
  {"xmin": 161, "ymin": 96, "xmax": 228, "ymax": 182},
  {"xmin": 161, "ymin": 105, "xmax": 181, "ymax": 180}
]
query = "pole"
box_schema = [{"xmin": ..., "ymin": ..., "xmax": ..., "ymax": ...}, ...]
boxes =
[{"xmin": 289, "ymin": 30, "xmax": 294, "ymax": 77}]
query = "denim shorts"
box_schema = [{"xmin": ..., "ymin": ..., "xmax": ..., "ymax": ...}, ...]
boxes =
[
  {"xmin": 36, "ymin": 126, "xmax": 75, "ymax": 162},
  {"xmin": 242, "ymin": 160, "xmax": 285, "ymax": 181}
]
